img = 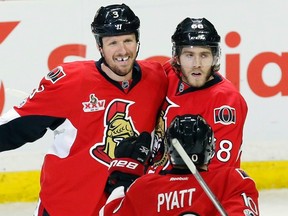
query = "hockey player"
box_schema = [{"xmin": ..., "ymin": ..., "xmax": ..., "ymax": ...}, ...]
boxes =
[
  {"xmin": 152, "ymin": 17, "xmax": 248, "ymax": 170},
  {"xmin": 0, "ymin": 4, "xmax": 167, "ymax": 216},
  {"xmin": 101, "ymin": 114, "xmax": 259, "ymax": 215}
]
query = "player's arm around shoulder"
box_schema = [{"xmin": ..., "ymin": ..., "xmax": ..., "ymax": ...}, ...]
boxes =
[
  {"xmin": 138, "ymin": 60, "xmax": 168, "ymax": 82},
  {"xmin": 137, "ymin": 60, "xmax": 168, "ymax": 103},
  {"xmin": 221, "ymin": 168, "xmax": 260, "ymax": 216},
  {"xmin": 154, "ymin": 61, "xmax": 168, "ymax": 98},
  {"xmin": 101, "ymin": 132, "xmax": 153, "ymax": 215}
]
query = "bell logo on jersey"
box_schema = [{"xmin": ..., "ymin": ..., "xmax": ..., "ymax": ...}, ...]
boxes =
[
  {"xmin": 45, "ymin": 66, "xmax": 66, "ymax": 84},
  {"xmin": 214, "ymin": 105, "xmax": 236, "ymax": 125},
  {"xmin": 82, "ymin": 93, "xmax": 105, "ymax": 112}
]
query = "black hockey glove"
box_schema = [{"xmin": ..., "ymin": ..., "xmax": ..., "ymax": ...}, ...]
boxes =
[{"xmin": 105, "ymin": 132, "xmax": 151, "ymax": 194}]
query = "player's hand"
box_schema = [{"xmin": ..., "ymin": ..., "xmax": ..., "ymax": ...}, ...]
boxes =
[
  {"xmin": 114, "ymin": 131, "xmax": 151, "ymax": 164},
  {"xmin": 105, "ymin": 132, "xmax": 151, "ymax": 194}
]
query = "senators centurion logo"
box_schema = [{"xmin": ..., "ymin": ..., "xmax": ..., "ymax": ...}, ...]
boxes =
[
  {"xmin": 90, "ymin": 99, "xmax": 139, "ymax": 166},
  {"xmin": 214, "ymin": 105, "xmax": 236, "ymax": 125}
]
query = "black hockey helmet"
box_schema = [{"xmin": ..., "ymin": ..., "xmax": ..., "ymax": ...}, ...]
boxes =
[
  {"xmin": 171, "ymin": 17, "xmax": 221, "ymax": 71},
  {"xmin": 91, "ymin": 4, "xmax": 140, "ymax": 47},
  {"xmin": 166, "ymin": 114, "xmax": 215, "ymax": 166}
]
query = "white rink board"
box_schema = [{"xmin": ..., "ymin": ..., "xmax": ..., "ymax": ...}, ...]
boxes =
[{"xmin": 0, "ymin": 0, "xmax": 288, "ymax": 171}]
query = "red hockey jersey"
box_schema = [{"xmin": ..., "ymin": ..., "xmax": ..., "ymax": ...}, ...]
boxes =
[
  {"xmin": 100, "ymin": 168, "xmax": 259, "ymax": 215},
  {"xmin": 0, "ymin": 59, "xmax": 167, "ymax": 215},
  {"xmin": 155, "ymin": 62, "xmax": 248, "ymax": 170}
]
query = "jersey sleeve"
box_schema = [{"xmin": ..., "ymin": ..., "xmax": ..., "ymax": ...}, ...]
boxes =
[
  {"xmin": 0, "ymin": 109, "xmax": 64, "ymax": 151},
  {"xmin": 15, "ymin": 64, "xmax": 82, "ymax": 117},
  {"xmin": 210, "ymin": 79, "xmax": 248, "ymax": 170},
  {"xmin": 220, "ymin": 168, "xmax": 259, "ymax": 216},
  {"xmin": 0, "ymin": 64, "xmax": 82, "ymax": 152}
]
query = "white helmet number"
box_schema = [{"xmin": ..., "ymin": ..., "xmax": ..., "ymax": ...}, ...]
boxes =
[
  {"xmin": 112, "ymin": 11, "xmax": 119, "ymax": 18},
  {"xmin": 191, "ymin": 24, "xmax": 204, "ymax": 29}
]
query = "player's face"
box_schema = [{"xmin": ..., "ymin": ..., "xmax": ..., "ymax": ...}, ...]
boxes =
[
  {"xmin": 178, "ymin": 46, "xmax": 214, "ymax": 87},
  {"xmin": 101, "ymin": 34, "xmax": 138, "ymax": 79}
]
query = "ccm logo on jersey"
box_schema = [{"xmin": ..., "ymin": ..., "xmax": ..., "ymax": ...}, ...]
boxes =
[
  {"xmin": 110, "ymin": 159, "xmax": 139, "ymax": 170},
  {"xmin": 109, "ymin": 159, "xmax": 144, "ymax": 176},
  {"xmin": 214, "ymin": 105, "xmax": 236, "ymax": 125},
  {"xmin": 45, "ymin": 66, "xmax": 66, "ymax": 84}
]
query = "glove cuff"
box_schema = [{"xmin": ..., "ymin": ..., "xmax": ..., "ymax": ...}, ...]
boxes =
[{"xmin": 109, "ymin": 157, "xmax": 145, "ymax": 177}]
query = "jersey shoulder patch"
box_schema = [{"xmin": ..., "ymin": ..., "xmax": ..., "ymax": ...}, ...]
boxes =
[{"xmin": 46, "ymin": 66, "xmax": 66, "ymax": 84}]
